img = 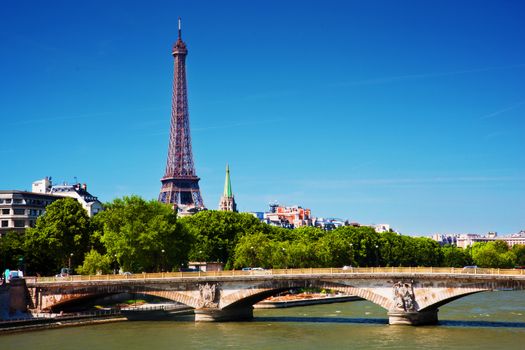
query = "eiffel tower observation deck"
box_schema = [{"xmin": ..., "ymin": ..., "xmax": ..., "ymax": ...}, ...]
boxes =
[{"xmin": 159, "ymin": 18, "xmax": 204, "ymax": 213}]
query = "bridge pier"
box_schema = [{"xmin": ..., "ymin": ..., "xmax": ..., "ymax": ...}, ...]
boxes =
[
  {"xmin": 194, "ymin": 306, "xmax": 253, "ymax": 322},
  {"xmin": 387, "ymin": 308, "xmax": 439, "ymax": 326}
]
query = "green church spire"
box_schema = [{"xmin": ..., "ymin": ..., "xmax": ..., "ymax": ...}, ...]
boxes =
[
  {"xmin": 219, "ymin": 163, "xmax": 237, "ymax": 212},
  {"xmin": 223, "ymin": 164, "xmax": 233, "ymax": 198}
]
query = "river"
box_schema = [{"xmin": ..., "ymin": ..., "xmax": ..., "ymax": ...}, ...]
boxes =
[{"xmin": 1, "ymin": 291, "xmax": 524, "ymax": 349}]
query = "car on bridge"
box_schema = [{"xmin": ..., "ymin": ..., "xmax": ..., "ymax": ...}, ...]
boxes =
[
  {"xmin": 462, "ymin": 266, "xmax": 478, "ymax": 273},
  {"xmin": 55, "ymin": 268, "xmax": 73, "ymax": 277},
  {"xmin": 241, "ymin": 267, "xmax": 269, "ymax": 274}
]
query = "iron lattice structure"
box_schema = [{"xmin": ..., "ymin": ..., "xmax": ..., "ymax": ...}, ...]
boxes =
[{"xmin": 159, "ymin": 20, "xmax": 204, "ymax": 211}]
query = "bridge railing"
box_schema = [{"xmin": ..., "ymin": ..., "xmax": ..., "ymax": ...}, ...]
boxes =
[{"xmin": 28, "ymin": 266, "xmax": 525, "ymax": 283}]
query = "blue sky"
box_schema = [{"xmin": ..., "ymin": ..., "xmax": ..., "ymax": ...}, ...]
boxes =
[{"xmin": 1, "ymin": 0, "xmax": 524, "ymax": 235}]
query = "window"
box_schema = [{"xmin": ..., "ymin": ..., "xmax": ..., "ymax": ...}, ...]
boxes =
[
  {"xmin": 13, "ymin": 209, "xmax": 25, "ymax": 215},
  {"xmin": 1, "ymin": 220, "xmax": 8, "ymax": 227},
  {"xmin": 14, "ymin": 220, "xmax": 25, "ymax": 228},
  {"xmin": 5, "ymin": 199, "xmax": 11, "ymax": 204},
  {"xmin": 1, "ymin": 209, "xmax": 9, "ymax": 215},
  {"xmin": 13, "ymin": 199, "xmax": 23, "ymax": 204}
]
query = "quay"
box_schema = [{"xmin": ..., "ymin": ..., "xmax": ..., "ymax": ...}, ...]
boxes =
[{"xmin": 254, "ymin": 294, "xmax": 362, "ymax": 309}]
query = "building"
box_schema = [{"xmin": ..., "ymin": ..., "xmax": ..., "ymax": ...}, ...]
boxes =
[
  {"xmin": 158, "ymin": 18, "xmax": 205, "ymax": 214},
  {"xmin": 218, "ymin": 164, "xmax": 237, "ymax": 212},
  {"xmin": 431, "ymin": 234, "xmax": 459, "ymax": 246},
  {"xmin": 32, "ymin": 177, "xmax": 103, "ymax": 217},
  {"xmin": 264, "ymin": 203, "xmax": 312, "ymax": 228},
  {"xmin": 0, "ymin": 177, "xmax": 103, "ymax": 234},
  {"xmin": 187, "ymin": 261, "xmax": 224, "ymax": 272},
  {"xmin": 453, "ymin": 231, "xmax": 525, "ymax": 249},
  {"xmin": 45, "ymin": 182, "xmax": 103, "ymax": 217},
  {"xmin": 314, "ymin": 217, "xmax": 347, "ymax": 231},
  {"xmin": 372, "ymin": 224, "xmax": 391, "ymax": 233},
  {"xmin": 248, "ymin": 212, "xmax": 264, "ymax": 221},
  {"xmin": 0, "ymin": 191, "xmax": 64, "ymax": 234}
]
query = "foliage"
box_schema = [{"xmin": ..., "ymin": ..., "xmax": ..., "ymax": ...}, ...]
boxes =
[
  {"xmin": 76, "ymin": 249, "xmax": 111, "ymax": 275},
  {"xmin": 512, "ymin": 245, "xmax": 525, "ymax": 266},
  {"xmin": 0, "ymin": 231, "xmax": 25, "ymax": 270},
  {"xmin": 95, "ymin": 196, "xmax": 191, "ymax": 273},
  {"xmin": 180, "ymin": 210, "xmax": 270, "ymax": 268},
  {"xmin": 24, "ymin": 198, "xmax": 91, "ymax": 275},
  {"xmin": 230, "ymin": 225, "xmax": 449, "ymax": 269},
  {"xmin": 471, "ymin": 241, "xmax": 516, "ymax": 268},
  {"xmin": 7, "ymin": 192, "xmax": 522, "ymax": 275},
  {"xmin": 412, "ymin": 237, "xmax": 443, "ymax": 267},
  {"xmin": 232, "ymin": 232, "xmax": 276, "ymax": 269},
  {"xmin": 441, "ymin": 245, "xmax": 472, "ymax": 267},
  {"xmin": 315, "ymin": 230, "xmax": 355, "ymax": 267}
]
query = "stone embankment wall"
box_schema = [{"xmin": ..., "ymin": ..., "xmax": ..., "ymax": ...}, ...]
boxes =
[{"xmin": 0, "ymin": 278, "xmax": 30, "ymax": 321}]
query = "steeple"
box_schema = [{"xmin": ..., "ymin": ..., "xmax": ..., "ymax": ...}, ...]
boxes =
[
  {"xmin": 218, "ymin": 164, "xmax": 237, "ymax": 212},
  {"xmin": 223, "ymin": 164, "xmax": 232, "ymax": 197}
]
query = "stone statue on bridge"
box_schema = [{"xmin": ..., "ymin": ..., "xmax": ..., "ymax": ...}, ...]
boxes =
[
  {"xmin": 199, "ymin": 283, "xmax": 219, "ymax": 308},
  {"xmin": 393, "ymin": 281, "xmax": 416, "ymax": 312}
]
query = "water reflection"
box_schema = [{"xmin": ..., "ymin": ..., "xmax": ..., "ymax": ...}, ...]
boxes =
[
  {"xmin": 1, "ymin": 292, "xmax": 524, "ymax": 350},
  {"xmin": 439, "ymin": 320, "xmax": 525, "ymax": 328},
  {"xmin": 254, "ymin": 316, "xmax": 525, "ymax": 328},
  {"xmin": 255, "ymin": 316, "xmax": 387, "ymax": 324}
]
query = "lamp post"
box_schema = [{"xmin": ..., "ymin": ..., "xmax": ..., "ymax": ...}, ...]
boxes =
[
  {"xmin": 161, "ymin": 249, "xmax": 165, "ymax": 272},
  {"xmin": 250, "ymin": 246, "xmax": 256, "ymax": 267},
  {"xmin": 68, "ymin": 253, "xmax": 73, "ymax": 272},
  {"xmin": 349, "ymin": 243, "xmax": 353, "ymax": 266},
  {"xmin": 217, "ymin": 246, "xmax": 223, "ymax": 263},
  {"xmin": 375, "ymin": 245, "xmax": 379, "ymax": 267},
  {"xmin": 281, "ymin": 247, "xmax": 287, "ymax": 268}
]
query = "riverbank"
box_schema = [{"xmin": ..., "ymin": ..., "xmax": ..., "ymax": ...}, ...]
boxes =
[
  {"xmin": 0, "ymin": 313, "xmax": 126, "ymax": 334},
  {"xmin": 1, "ymin": 294, "xmax": 361, "ymax": 333},
  {"xmin": 254, "ymin": 294, "xmax": 362, "ymax": 309}
]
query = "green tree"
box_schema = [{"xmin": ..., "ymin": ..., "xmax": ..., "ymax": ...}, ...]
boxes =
[
  {"xmin": 333, "ymin": 226, "xmax": 380, "ymax": 267},
  {"xmin": 76, "ymin": 249, "xmax": 111, "ymax": 275},
  {"xmin": 472, "ymin": 241, "xmax": 516, "ymax": 268},
  {"xmin": 24, "ymin": 198, "xmax": 91, "ymax": 275},
  {"xmin": 95, "ymin": 196, "xmax": 191, "ymax": 273},
  {"xmin": 180, "ymin": 210, "xmax": 269, "ymax": 268},
  {"xmin": 512, "ymin": 245, "xmax": 525, "ymax": 266},
  {"xmin": 232, "ymin": 232, "xmax": 275, "ymax": 269},
  {"xmin": 315, "ymin": 230, "xmax": 355, "ymax": 267},
  {"xmin": 286, "ymin": 239, "xmax": 320, "ymax": 268},
  {"xmin": 378, "ymin": 231, "xmax": 405, "ymax": 267},
  {"xmin": 412, "ymin": 237, "xmax": 443, "ymax": 266},
  {"xmin": 0, "ymin": 231, "xmax": 25, "ymax": 271},
  {"xmin": 441, "ymin": 245, "xmax": 472, "ymax": 267}
]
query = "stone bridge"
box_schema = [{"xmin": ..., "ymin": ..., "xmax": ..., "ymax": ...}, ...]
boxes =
[{"xmin": 25, "ymin": 267, "xmax": 525, "ymax": 325}]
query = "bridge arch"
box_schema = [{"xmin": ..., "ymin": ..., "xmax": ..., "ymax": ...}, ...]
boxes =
[
  {"xmin": 220, "ymin": 280, "xmax": 392, "ymax": 311},
  {"xmin": 416, "ymin": 288, "xmax": 488, "ymax": 311}
]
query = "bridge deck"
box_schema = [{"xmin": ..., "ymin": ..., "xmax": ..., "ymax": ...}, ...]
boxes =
[{"xmin": 26, "ymin": 267, "xmax": 525, "ymax": 286}]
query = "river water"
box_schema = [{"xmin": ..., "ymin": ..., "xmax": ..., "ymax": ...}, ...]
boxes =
[{"xmin": 2, "ymin": 291, "xmax": 524, "ymax": 349}]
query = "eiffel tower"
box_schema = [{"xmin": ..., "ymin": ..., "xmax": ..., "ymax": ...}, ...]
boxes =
[{"xmin": 159, "ymin": 18, "xmax": 204, "ymax": 213}]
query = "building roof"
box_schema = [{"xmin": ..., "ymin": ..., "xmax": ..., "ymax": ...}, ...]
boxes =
[{"xmin": 0, "ymin": 190, "xmax": 64, "ymax": 199}]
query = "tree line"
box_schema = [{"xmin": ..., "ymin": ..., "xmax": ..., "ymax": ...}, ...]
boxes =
[{"xmin": 1, "ymin": 196, "xmax": 524, "ymax": 276}]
